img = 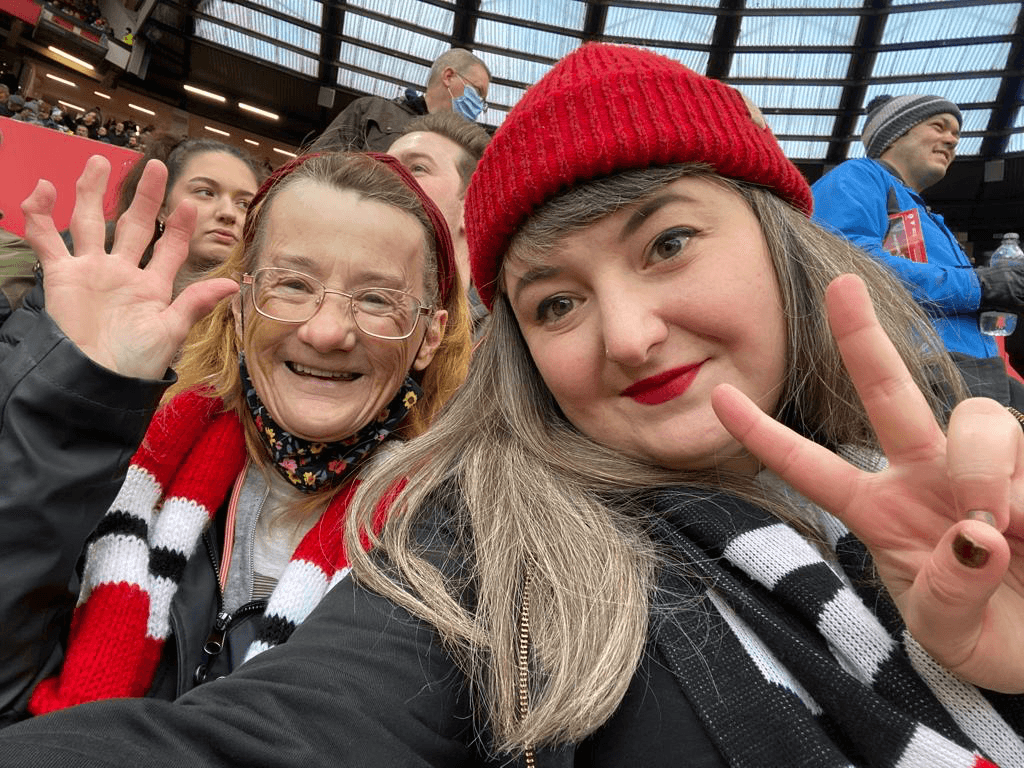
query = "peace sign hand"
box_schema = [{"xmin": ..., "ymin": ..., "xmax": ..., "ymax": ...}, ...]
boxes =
[
  {"xmin": 712, "ymin": 274, "xmax": 1024, "ymax": 693},
  {"xmin": 21, "ymin": 155, "xmax": 239, "ymax": 380}
]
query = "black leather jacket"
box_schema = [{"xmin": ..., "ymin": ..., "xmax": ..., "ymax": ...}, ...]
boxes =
[{"xmin": 0, "ymin": 313, "xmax": 266, "ymax": 724}]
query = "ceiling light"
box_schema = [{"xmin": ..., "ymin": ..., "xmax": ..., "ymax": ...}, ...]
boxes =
[
  {"xmin": 239, "ymin": 102, "xmax": 279, "ymax": 120},
  {"xmin": 184, "ymin": 84, "xmax": 226, "ymax": 103},
  {"xmin": 48, "ymin": 46, "xmax": 94, "ymax": 70},
  {"xmin": 129, "ymin": 103, "xmax": 156, "ymax": 116},
  {"xmin": 58, "ymin": 100, "xmax": 84, "ymax": 113},
  {"xmin": 46, "ymin": 73, "xmax": 76, "ymax": 87},
  {"xmin": 93, "ymin": 91, "xmax": 111, "ymax": 100},
  {"xmin": 204, "ymin": 125, "xmax": 230, "ymax": 137},
  {"xmin": 273, "ymin": 148, "xmax": 297, "ymax": 158},
  {"xmin": 244, "ymin": 138, "xmax": 260, "ymax": 146}
]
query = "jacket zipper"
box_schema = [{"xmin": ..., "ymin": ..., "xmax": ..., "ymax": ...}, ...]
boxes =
[
  {"xmin": 193, "ymin": 464, "xmax": 271, "ymax": 685},
  {"xmin": 193, "ymin": 599, "xmax": 268, "ymax": 685}
]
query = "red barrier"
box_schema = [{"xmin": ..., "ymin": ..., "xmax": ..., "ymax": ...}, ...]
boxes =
[
  {"xmin": 996, "ymin": 335, "xmax": 1024, "ymax": 385},
  {"xmin": 0, "ymin": 117, "xmax": 140, "ymax": 237}
]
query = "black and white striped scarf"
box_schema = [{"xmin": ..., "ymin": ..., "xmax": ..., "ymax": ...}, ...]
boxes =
[{"xmin": 649, "ymin": 470, "xmax": 1024, "ymax": 768}]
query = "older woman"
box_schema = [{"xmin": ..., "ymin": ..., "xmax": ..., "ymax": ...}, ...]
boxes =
[
  {"xmin": 0, "ymin": 150, "xmax": 470, "ymax": 718},
  {"xmin": 1, "ymin": 45, "xmax": 1022, "ymax": 767}
]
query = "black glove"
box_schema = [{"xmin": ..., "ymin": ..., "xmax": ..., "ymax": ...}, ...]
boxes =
[{"xmin": 976, "ymin": 262, "xmax": 1024, "ymax": 312}]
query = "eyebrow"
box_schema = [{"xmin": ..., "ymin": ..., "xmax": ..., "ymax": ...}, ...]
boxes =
[
  {"xmin": 619, "ymin": 192, "xmax": 701, "ymax": 241},
  {"xmin": 187, "ymin": 176, "xmax": 256, "ymax": 197},
  {"xmin": 272, "ymin": 255, "xmax": 410, "ymax": 288},
  {"xmin": 510, "ymin": 265, "xmax": 561, "ymax": 305},
  {"xmin": 393, "ymin": 150, "xmax": 433, "ymax": 166}
]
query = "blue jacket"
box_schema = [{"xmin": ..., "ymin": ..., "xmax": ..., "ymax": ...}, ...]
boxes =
[{"xmin": 811, "ymin": 157, "xmax": 996, "ymax": 359}]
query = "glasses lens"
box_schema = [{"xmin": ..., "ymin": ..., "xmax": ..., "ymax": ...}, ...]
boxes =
[
  {"xmin": 252, "ymin": 268, "xmax": 321, "ymax": 322},
  {"xmin": 352, "ymin": 288, "xmax": 422, "ymax": 339}
]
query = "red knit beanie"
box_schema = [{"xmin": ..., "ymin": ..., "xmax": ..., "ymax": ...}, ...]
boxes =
[{"xmin": 466, "ymin": 43, "xmax": 813, "ymax": 309}]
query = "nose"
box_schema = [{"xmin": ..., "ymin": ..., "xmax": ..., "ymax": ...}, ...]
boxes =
[
  {"xmin": 599, "ymin": 288, "xmax": 668, "ymax": 368},
  {"xmin": 295, "ymin": 293, "xmax": 358, "ymax": 353},
  {"xmin": 215, "ymin": 194, "xmax": 238, "ymax": 224}
]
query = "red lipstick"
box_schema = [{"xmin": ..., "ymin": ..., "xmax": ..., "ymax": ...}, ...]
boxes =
[{"xmin": 621, "ymin": 362, "xmax": 705, "ymax": 405}]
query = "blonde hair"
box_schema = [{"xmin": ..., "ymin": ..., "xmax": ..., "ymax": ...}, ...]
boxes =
[
  {"xmin": 344, "ymin": 167, "xmax": 966, "ymax": 755},
  {"xmin": 168, "ymin": 152, "xmax": 471, "ymax": 497}
]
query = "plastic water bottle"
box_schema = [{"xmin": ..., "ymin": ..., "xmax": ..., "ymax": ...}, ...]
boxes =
[{"xmin": 980, "ymin": 232, "xmax": 1024, "ymax": 336}]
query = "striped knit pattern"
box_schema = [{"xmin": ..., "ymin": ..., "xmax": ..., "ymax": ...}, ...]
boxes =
[
  {"xmin": 650, "ymin": 476, "xmax": 1023, "ymax": 768},
  {"xmin": 243, "ymin": 483, "xmax": 356, "ymax": 661},
  {"xmin": 861, "ymin": 94, "xmax": 962, "ymax": 159},
  {"xmin": 245, "ymin": 476, "xmax": 402, "ymax": 660},
  {"xmin": 29, "ymin": 389, "xmax": 359, "ymax": 714}
]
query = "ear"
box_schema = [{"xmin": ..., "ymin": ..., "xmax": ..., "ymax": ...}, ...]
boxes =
[
  {"xmin": 455, "ymin": 199, "xmax": 466, "ymax": 240},
  {"xmin": 411, "ymin": 309, "xmax": 447, "ymax": 371}
]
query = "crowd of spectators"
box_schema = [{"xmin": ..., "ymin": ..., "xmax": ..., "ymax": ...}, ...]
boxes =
[
  {"xmin": 1, "ymin": 86, "xmax": 149, "ymax": 151},
  {"xmin": 46, "ymin": 0, "xmax": 109, "ymax": 36}
]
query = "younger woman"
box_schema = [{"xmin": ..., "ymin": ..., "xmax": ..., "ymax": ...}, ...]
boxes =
[{"xmin": 0, "ymin": 136, "xmax": 261, "ymax": 357}]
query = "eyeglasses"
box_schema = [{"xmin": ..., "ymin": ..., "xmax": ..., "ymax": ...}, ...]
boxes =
[
  {"xmin": 455, "ymin": 72, "xmax": 488, "ymax": 112},
  {"xmin": 241, "ymin": 267, "xmax": 433, "ymax": 340}
]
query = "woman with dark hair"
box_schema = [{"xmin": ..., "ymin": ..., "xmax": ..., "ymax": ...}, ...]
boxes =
[
  {"xmin": 0, "ymin": 137, "xmax": 261, "ymax": 359},
  {"xmin": 113, "ymin": 135, "xmax": 263, "ymax": 295},
  {"xmin": 0, "ymin": 44, "xmax": 1021, "ymax": 768}
]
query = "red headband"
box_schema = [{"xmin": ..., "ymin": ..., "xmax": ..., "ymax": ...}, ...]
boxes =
[{"xmin": 242, "ymin": 152, "xmax": 457, "ymax": 307}]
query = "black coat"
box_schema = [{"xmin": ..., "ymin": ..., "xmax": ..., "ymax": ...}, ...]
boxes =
[
  {"xmin": 0, "ymin": 313, "xmax": 267, "ymax": 725},
  {"xmin": 0, "ymin": 454, "xmax": 725, "ymax": 767}
]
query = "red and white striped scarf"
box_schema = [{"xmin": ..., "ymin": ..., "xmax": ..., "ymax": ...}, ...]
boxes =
[{"xmin": 29, "ymin": 389, "xmax": 362, "ymax": 714}]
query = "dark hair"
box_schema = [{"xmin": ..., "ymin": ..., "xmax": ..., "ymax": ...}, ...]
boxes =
[
  {"xmin": 112, "ymin": 134, "xmax": 266, "ymax": 259},
  {"xmin": 115, "ymin": 134, "xmax": 264, "ymax": 217}
]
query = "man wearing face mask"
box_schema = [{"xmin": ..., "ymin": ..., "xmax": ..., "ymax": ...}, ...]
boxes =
[{"xmin": 311, "ymin": 48, "xmax": 490, "ymax": 154}]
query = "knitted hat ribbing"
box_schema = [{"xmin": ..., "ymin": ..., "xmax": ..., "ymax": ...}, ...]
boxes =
[
  {"xmin": 465, "ymin": 43, "xmax": 813, "ymax": 309},
  {"xmin": 861, "ymin": 94, "xmax": 962, "ymax": 159}
]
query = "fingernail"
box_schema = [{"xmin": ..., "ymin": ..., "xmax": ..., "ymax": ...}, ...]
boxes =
[
  {"xmin": 967, "ymin": 509, "xmax": 997, "ymax": 527},
  {"xmin": 953, "ymin": 532, "xmax": 990, "ymax": 569}
]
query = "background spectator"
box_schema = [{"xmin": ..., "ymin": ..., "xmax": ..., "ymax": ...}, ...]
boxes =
[
  {"xmin": 311, "ymin": 48, "xmax": 490, "ymax": 152},
  {"xmin": 0, "ymin": 84, "xmax": 13, "ymax": 117}
]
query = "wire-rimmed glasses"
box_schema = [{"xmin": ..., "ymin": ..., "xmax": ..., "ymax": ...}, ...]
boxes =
[
  {"xmin": 455, "ymin": 72, "xmax": 488, "ymax": 112},
  {"xmin": 241, "ymin": 267, "xmax": 433, "ymax": 340}
]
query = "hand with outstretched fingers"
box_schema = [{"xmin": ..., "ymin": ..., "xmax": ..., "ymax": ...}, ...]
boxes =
[
  {"xmin": 712, "ymin": 273, "xmax": 1024, "ymax": 693},
  {"xmin": 21, "ymin": 155, "xmax": 239, "ymax": 380}
]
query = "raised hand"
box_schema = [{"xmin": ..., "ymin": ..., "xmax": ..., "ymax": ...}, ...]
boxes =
[
  {"xmin": 21, "ymin": 155, "xmax": 239, "ymax": 380},
  {"xmin": 712, "ymin": 274, "xmax": 1024, "ymax": 693}
]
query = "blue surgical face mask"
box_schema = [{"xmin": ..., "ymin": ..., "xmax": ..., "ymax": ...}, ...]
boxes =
[{"xmin": 449, "ymin": 74, "xmax": 486, "ymax": 122}]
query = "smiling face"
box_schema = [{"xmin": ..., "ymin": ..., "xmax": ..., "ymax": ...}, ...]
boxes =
[
  {"xmin": 388, "ymin": 130, "xmax": 469, "ymax": 287},
  {"xmin": 163, "ymin": 151, "xmax": 259, "ymax": 272},
  {"xmin": 504, "ymin": 176, "xmax": 787, "ymax": 474},
  {"xmin": 235, "ymin": 180, "xmax": 447, "ymax": 442},
  {"xmin": 880, "ymin": 113, "xmax": 959, "ymax": 192}
]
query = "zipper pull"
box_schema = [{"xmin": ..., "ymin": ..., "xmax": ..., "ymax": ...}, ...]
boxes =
[
  {"xmin": 204, "ymin": 610, "xmax": 232, "ymax": 655},
  {"xmin": 194, "ymin": 610, "xmax": 232, "ymax": 685}
]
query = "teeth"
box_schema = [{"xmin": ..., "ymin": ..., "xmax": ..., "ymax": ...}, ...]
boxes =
[{"xmin": 291, "ymin": 363, "xmax": 358, "ymax": 380}]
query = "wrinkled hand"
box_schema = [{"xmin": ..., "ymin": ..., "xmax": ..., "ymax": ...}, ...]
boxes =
[
  {"xmin": 712, "ymin": 274, "xmax": 1024, "ymax": 693},
  {"xmin": 21, "ymin": 155, "xmax": 239, "ymax": 379}
]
